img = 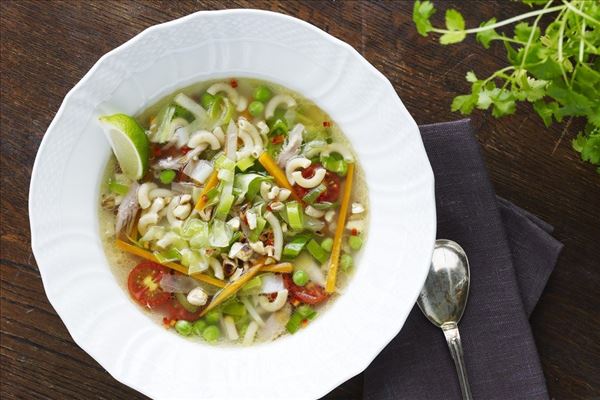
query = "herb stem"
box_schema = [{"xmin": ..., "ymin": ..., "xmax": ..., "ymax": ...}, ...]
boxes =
[
  {"xmin": 557, "ymin": 9, "xmax": 571, "ymax": 87},
  {"xmin": 430, "ymin": 4, "xmax": 566, "ymax": 35},
  {"xmin": 562, "ymin": 0, "xmax": 600, "ymax": 26},
  {"xmin": 519, "ymin": 0, "xmax": 554, "ymax": 75},
  {"xmin": 579, "ymin": 11, "xmax": 586, "ymax": 62}
]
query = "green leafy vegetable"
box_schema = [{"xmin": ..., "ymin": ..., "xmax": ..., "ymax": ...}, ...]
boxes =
[{"xmin": 413, "ymin": 0, "xmax": 600, "ymax": 172}]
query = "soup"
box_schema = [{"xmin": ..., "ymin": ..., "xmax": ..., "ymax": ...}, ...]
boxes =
[{"xmin": 98, "ymin": 78, "xmax": 367, "ymax": 345}]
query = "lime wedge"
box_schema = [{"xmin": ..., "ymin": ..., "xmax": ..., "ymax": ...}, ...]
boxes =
[{"xmin": 99, "ymin": 114, "xmax": 149, "ymax": 180}]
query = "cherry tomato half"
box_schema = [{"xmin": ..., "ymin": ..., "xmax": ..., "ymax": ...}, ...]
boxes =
[
  {"xmin": 162, "ymin": 298, "xmax": 204, "ymax": 321},
  {"xmin": 293, "ymin": 163, "xmax": 340, "ymax": 203},
  {"xmin": 283, "ymin": 274, "xmax": 329, "ymax": 305},
  {"xmin": 127, "ymin": 262, "xmax": 171, "ymax": 308}
]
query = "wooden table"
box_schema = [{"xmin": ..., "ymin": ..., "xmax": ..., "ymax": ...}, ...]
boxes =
[{"xmin": 1, "ymin": 1, "xmax": 599, "ymax": 398}]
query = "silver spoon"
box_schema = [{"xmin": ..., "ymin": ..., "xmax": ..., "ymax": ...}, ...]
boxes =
[{"xmin": 417, "ymin": 239, "xmax": 473, "ymax": 400}]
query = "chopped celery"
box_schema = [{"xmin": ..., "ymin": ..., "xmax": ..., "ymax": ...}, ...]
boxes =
[
  {"xmin": 159, "ymin": 169, "xmax": 176, "ymax": 184},
  {"xmin": 296, "ymin": 305, "xmax": 317, "ymax": 320},
  {"xmin": 340, "ymin": 253, "xmax": 353, "ymax": 271},
  {"xmin": 306, "ymin": 239, "xmax": 329, "ymax": 263},
  {"xmin": 269, "ymin": 118, "xmax": 288, "ymax": 136},
  {"xmin": 209, "ymin": 219, "xmax": 233, "ymax": 247},
  {"xmin": 223, "ymin": 301, "xmax": 247, "ymax": 317},
  {"xmin": 286, "ymin": 311, "xmax": 303, "ymax": 334},
  {"xmin": 312, "ymin": 201, "xmax": 337, "ymax": 211},
  {"xmin": 282, "ymin": 234, "xmax": 312, "ymax": 258},
  {"xmin": 286, "ymin": 201, "xmax": 304, "ymax": 231},
  {"xmin": 181, "ymin": 218, "xmax": 208, "ymax": 239},
  {"xmin": 173, "ymin": 104, "xmax": 194, "ymax": 121},
  {"xmin": 151, "ymin": 104, "xmax": 176, "ymax": 143},
  {"xmin": 286, "ymin": 305, "xmax": 317, "ymax": 334},
  {"xmin": 320, "ymin": 237, "xmax": 333, "ymax": 252},
  {"xmin": 240, "ymin": 276, "xmax": 262, "ymax": 294},
  {"xmin": 236, "ymin": 156, "xmax": 255, "ymax": 172},
  {"xmin": 214, "ymin": 153, "xmax": 236, "ymax": 171},
  {"xmin": 302, "ymin": 184, "xmax": 326, "ymax": 204},
  {"xmin": 217, "ymin": 168, "xmax": 234, "ymax": 183},
  {"xmin": 321, "ymin": 153, "xmax": 348, "ymax": 176},
  {"xmin": 248, "ymin": 216, "xmax": 267, "ymax": 242},
  {"xmin": 214, "ymin": 193, "xmax": 235, "ymax": 219},
  {"xmin": 153, "ymin": 248, "xmax": 181, "ymax": 263},
  {"xmin": 175, "ymin": 292, "xmax": 199, "ymax": 313},
  {"xmin": 348, "ymin": 235, "xmax": 363, "ymax": 251},
  {"xmin": 108, "ymin": 181, "xmax": 129, "ymax": 195}
]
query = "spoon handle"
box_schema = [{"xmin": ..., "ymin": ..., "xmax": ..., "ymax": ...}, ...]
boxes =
[{"xmin": 443, "ymin": 325, "xmax": 473, "ymax": 400}]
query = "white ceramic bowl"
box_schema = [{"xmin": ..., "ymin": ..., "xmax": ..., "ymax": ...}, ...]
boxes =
[{"xmin": 30, "ymin": 9, "xmax": 435, "ymax": 400}]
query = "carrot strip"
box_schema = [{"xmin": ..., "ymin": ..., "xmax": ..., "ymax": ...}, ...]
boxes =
[
  {"xmin": 325, "ymin": 163, "xmax": 355, "ymax": 293},
  {"xmin": 258, "ymin": 152, "xmax": 303, "ymax": 202},
  {"xmin": 194, "ymin": 170, "xmax": 219, "ymax": 211},
  {"xmin": 199, "ymin": 259, "xmax": 266, "ymax": 317},
  {"xmin": 262, "ymin": 262, "xmax": 293, "ymax": 274},
  {"xmin": 115, "ymin": 240, "xmax": 226, "ymax": 288}
]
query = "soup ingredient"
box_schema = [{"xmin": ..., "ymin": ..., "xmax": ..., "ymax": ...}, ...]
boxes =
[
  {"xmin": 99, "ymin": 114, "xmax": 149, "ymax": 180},
  {"xmin": 292, "ymin": 270, "xmax": 309, "ymax": 286},
  {"xmin": 175, "ymin": 320, "xmax": 193, "ymax": 336},
  {"xmin": 115, "ymin": 182, "xmax": 139, "ymax": 236},
  {"xmin": 187, "ymin": 287, "xmax": 209, "ymax": 306},
  {"xmin": 248, "ymin": 101, "xmax": 265, "ymax": 117},
  {"xmin": 325, "ymin": 163, "xmax": 354, "ymax": 293},
  {"xmin": 127, "ymin": 261, "xmax": 171, "ymax": 308},
  {"xmin": 348, "ymin": 235, "xmax": 363, "ymax": 251},
  {"xmin": 283, "ymin": 274, "xmax": 328, "ymax": 305},
  {"xmin": 253, "ymin": 85, "xmax": 272, "ymax": 102},
  {"xmin": 413, "ymin": 0, "xmax": 600, "ymax": 173},
  {"xmin": 258, "ymin": 152, "xmax": 301, "ymax": 202},
  {"xmin": 192, "ymin": 319, "xmax": 207, "ymax": 336},
  {"xmin": 159, "ymin": 169, "xmax": 176, "ymax": 184},
  {"xmin": 202, "ymin": 325, "xmax": 221, "ymax": 343},
  {"xmin": 286, "ymin": 304, "xmax": 318, "ymax": 334}
]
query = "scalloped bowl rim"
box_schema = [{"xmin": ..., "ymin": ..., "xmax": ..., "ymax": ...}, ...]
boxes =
[{"xmin": 29, "ymin": 9, "xmax": 436, "ymax": 400}]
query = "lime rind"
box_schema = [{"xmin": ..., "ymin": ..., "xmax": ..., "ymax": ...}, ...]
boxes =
[{"xmin": 99, "ymin": 114, "xmax": 149, "ymax": 180}]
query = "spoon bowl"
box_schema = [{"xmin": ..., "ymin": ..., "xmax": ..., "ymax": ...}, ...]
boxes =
[{"xmin": 417, "ymin": 239, "xmax": 473, "ymax": 400}]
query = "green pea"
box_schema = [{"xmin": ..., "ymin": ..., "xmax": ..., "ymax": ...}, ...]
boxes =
[
  {"xmin": 320, "ymin": 238, "xmax": 333, "ymax": 252},
  {"xmin": 293, "ymin": 270, "xmax": 309, "ymax": 286},
  {"xmin": 340, "ymin": 254, "xmax": 353, "ymax": 271},
  {"xmin": 192, "ymin": 319, "xmax": 207, "ymax": 336},
  {"xmin": 205, "ymin": 309, "xmax": 221, "ymax": 325},
  {"xmin": 202, "ymin": 325, "xmax": 221, "ymax": 343},
  {"xmin": 159, "ymin": 169, "xmax": 176, "ymax": 184},
  {"xmin": 253, "ymin": 85, "xmax": 272, "ymax": 102},
  {"xmin": 248, "ymin": 101, "xmax": 265, "ymax": 117},
  {"xmin": 348, "ymin": 235, "xmax": 363, "ymax": 251},
  {"xmin": 175, "ymin": 320, "xmax": 193, "ymax": 336},
  {"xmin": 201, "ymin": 92, "xmax": 216, "ymax": 109}
]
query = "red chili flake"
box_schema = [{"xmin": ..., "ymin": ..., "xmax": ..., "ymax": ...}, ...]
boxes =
[
  {"xmin": 351, "ymin": 228, "xmax": 358, "ymax": 236},
  {"xmin": 266, "ymin": 293, "xmax": 277, "ymax": 302},
  {"xmin": 180, "ymin": 146, "xmax": 191, "ymax": 155},
  {"xmin": 271, "ymin": 135, "xmax": 285, "ymax": 145},
  {"xmin": 291, "ymin": 298, "xmax": 301, "ymax": 307},
  {"xmin": 301, "ymin": 319, "xmax": 308, "ymax": 326},
  {"xmin": 162, "ymin": 317, "xmax": 175, "ymax": 327},
  {"xmin": 152, "ymin": 144, "xmax": 162, "ymax": 158},
  {"xmin": 323, "ymin": 121, "xmax": 331, "ymax": 127},
  {"xmin": 230, "ymin": 79, "xmax": 238, "ymax": 88}
]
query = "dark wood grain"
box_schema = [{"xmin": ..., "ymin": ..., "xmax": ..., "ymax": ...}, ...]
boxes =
[{"xmin": 1, "ymin": 1, "xmax": 599, "ymax": 399}]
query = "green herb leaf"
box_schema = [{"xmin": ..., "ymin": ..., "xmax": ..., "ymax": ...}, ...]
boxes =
[
  {"xmin": 413, "ymin": 0, "xmax": 436, "ymax": 36},
  {"xmin": 476, "ymin": 18, "xmax": 501, "ymax": 49}
]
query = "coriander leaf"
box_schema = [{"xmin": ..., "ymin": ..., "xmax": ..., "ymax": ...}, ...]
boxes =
[
  {"xmin": 572, "ymin": 129, "xmax": 600, "ymax": 165},
  {"xmin": 465, "ymin": 71, "xmax": 478, "ymax": 83},
  {"xmin": 413, "ymin": 0, "xmax": 436, "ymax": 36},
  {"xmin": 440, "ymin": 9, "xmax": 466, "ymax": 44},
  {"xmin": 504, "ymin": 41, "xmax": 519, "ymax": 66},
  {"xmin": 476, "ymin": 18, "xmax": 501, "ymax": 49},
  {"xmin": 547, "ymin": 82, "xmax": 593, "ymax": 118},
  {"xmin": 514, "ymin": 22, "xmax": 540, "ymax": 42},
  {"xmin": 451, "ymin": 94, "xmax": 477, "ymax": 114},
  {"xmin": 491, "ymin": 89, "xmax": 516, "ymax": 117},
  {"xmin": 524, "ymin": 77, "xmax": 548, "ymax": 102},
  {"xmin": 533, "ymin": 100, "xmax": 559, "ymax": 127},
  {"xmin": 477, "ymin": 88, "xmax": 498, "ymax": 110}
]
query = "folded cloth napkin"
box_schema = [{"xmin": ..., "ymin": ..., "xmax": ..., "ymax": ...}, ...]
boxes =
[{"xmin": 362, "ymin": 119, "xmax": 563, "ymax": 400}]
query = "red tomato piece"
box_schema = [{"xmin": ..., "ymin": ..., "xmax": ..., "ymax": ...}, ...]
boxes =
[
  {"xmin": 162, "ymin": 298, "xmax": 204, "ymax": 321},
  {"xmin": 283, "ymin": 274, "xmax": 329, "ymax": 305},
  {"xmin": 127, "ymin": 262, "xmax": 171, "ymax": 308},
  {"xmin": 293, "ymin": 163, "xmax": 341, "ymax": 203}
]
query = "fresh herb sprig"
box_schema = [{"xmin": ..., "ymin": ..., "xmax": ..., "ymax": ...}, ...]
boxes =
[{"xmin": 413, "ymin": 0, "xmax": 600, "ymax": 172}]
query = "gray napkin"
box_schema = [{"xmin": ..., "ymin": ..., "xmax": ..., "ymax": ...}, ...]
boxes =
[{"xmin": 362, "ymin": 119, "xmax": 563, "ymax": 400}]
